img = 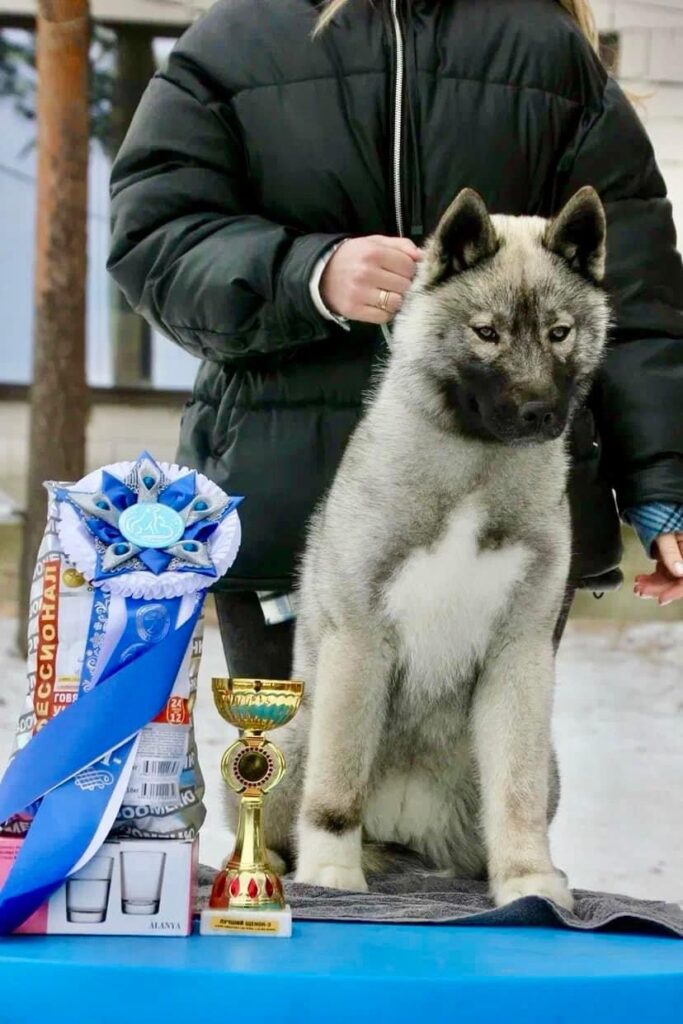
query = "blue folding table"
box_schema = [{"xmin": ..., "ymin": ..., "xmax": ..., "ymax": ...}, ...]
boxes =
[{"xmin": 0, "ymin": 921, "xmax": 681, "ymax": 1023}]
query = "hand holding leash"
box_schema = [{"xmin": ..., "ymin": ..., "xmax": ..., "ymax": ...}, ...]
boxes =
[{"xmin": 320, "ymin": 234, "xmax": 422, "ymax": 325}]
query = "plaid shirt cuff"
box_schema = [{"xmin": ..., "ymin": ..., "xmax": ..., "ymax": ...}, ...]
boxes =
[{"xmin": 622, "ymin": 502, "xmax": 683, "ymax": 559}]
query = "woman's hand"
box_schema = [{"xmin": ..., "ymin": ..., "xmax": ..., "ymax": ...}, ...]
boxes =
[
  {"xmin": 634, "ymin": 532, "xmax": 683, "ymax": 605},
  {"xmin": 320, "ymin": 235, "xmax": 422, "ymax": 324}
]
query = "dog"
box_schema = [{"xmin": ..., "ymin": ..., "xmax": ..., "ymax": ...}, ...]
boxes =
[{"xmin": 236, "ymin": 185, "xmax": 610, "ymax": 909}]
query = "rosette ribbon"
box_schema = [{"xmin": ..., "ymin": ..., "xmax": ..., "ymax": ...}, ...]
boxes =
[{"xmin": 0, "ymin": 453, "xmax": 242, "ymax": 933}]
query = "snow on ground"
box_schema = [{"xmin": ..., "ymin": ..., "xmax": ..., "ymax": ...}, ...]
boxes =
[{"xmin": 0, "ymin": 614, "xmax": 681, "ymax": 903}]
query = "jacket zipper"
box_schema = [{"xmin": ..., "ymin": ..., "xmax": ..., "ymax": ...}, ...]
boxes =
[
  {"xmin": 382, "ymin": 0, "xmax": 406, "ymax": 346},
  {"xmin": 389, "ymin": 0, "xmax": 406, "ymax": 238}
]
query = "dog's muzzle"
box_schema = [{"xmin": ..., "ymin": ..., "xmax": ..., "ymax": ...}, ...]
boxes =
[{"xmin": 514, "ymin": 400, "xmax": 564, "ymax": 441}]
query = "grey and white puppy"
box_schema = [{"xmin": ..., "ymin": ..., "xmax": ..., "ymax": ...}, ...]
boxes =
[{"xmin": 247, "ymin": 186, "xmax": 610, "ymax": 909}]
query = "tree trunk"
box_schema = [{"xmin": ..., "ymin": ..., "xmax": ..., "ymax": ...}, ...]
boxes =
[
  {"xmin": 109, "ymin": 23, "xmax": 154, "ymax": 388},
  {"xmin": 16, "ymin": 0, "xmax": 90, "ymax": 654}
]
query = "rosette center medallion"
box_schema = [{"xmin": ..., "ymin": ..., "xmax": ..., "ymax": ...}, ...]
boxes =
[{"xmin": 119, "ymin": 503, "xmax": 185, "ymax": 549}]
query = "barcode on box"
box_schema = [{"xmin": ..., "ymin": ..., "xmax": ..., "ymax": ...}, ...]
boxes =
[
  {"xmin": 138, "ymin": 759, "xmax": 183, "ymax": 776},
  {"xmin": 135, "ymin": 781, "xmax": 180, "ymax": 801},
  {"xmin": 125, "ymin": 777, "xmax": 182, "ymax": 805}
]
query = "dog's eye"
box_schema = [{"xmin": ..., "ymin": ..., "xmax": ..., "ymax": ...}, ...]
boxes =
[
  {"xmin": 473, "ymin": 325, "xmax": 498, "ymax": 342},
  {"xmin": 549, "ymin": 325, "xmax": 571, "ymax": 343}
]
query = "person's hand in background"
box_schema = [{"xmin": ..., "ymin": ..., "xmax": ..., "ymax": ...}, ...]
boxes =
[
  {"xmin": 320, "ymin": 235, "xmax": 422, "ymax": 325},
  {"xmin": 634, "ymin": 533, "xmax": 683, "ymax": 605}
]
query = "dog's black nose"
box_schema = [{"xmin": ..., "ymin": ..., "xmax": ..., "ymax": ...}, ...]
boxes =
[{"xmin": 518, "ymin": 401, "xmax": 557, "ymax": 431}]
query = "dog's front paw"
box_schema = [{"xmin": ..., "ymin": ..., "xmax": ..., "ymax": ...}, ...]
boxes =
[
  {"xmin": 295, "ymin": 862, "xmax": 368, "ymax": 892},
  {"xmin": 493, "ymin": 870, "xmax": 573, "ymax": 911},
  {"xmin": 295, "ymin": 817, "xmax": 366, "ymax": 890}
]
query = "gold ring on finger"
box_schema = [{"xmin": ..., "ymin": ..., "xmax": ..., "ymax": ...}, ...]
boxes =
[{"xmin": 377, "ymin": 288, "xmax": 392, "ymax": 311}]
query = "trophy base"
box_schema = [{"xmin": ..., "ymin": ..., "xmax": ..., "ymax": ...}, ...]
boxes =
[{"xmin": 199, "ymin": 905, "xmax": 292, "ymax": 938}]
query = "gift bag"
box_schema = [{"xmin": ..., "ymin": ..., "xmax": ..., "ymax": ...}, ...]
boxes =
[{"xmin": 0, "ymin": 452, "xmax": 242, "ymax": 933}]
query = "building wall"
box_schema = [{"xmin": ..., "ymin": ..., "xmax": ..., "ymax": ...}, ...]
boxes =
[
  {"xmin": 0, "ymin": 398, "xmax": 186, "ymax": 509},
  {"xmin": 594, "ymin": 1, "xmax": 683, "ymax": 237}
]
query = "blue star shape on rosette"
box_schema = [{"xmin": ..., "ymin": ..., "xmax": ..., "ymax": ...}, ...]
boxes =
[{"xmin": 56, "ymin": 452, "xmax": 243, "ymax": 583}]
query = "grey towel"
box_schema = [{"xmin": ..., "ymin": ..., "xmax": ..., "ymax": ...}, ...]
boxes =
[{"xmin": 197, "ymin": 864, "xmax": 683, "ymax": 937}]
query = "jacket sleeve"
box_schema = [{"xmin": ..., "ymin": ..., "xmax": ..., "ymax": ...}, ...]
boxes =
[
  {"xmin": 556, "ymin": 76, "xmax": 683, "ymax": 512},
  {"xmin": 106, "ymin": 32, "xmax": 350, "ymax": 362}
]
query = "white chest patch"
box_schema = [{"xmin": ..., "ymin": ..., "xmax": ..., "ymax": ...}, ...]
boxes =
[{"xmin": 384, "ymin": 496, "xmax": 530, "ymax": 694}]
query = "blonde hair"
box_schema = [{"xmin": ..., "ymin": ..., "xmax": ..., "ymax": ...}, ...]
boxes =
[{"xmin": 312, "ymin": 0, "xmax": 600, "ymax": 52}]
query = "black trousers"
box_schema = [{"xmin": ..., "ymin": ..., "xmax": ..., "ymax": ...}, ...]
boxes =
[
  {"xmin": 214, "ymin": 582, "xmax": 576, "ymax": 679},
  {"xmin": 214, "ymin": 591, "xmax": 296, "ymax": 678}
]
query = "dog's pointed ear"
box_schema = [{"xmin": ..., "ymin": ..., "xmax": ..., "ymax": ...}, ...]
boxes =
[
  {"xmin": 544, "ymin": 186, "xmax": 606, "ymax": 284},
  {"xmin": 425, "ymin": 188, "xmax": 499, "ymax": 287}
]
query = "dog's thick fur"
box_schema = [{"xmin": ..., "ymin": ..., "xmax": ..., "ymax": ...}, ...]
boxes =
[{"xmin": 229, "ymin": 187, "xmax": 611, "ymax": 909}]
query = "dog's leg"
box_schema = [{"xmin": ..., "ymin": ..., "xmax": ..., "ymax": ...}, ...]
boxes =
[
  {"xmin": 472, "ymin": 635, "xmax": 573, "ymax": 911},
  {"xmin": 294, "ymin": 628, "xmax": 389, "ymax": 891}
]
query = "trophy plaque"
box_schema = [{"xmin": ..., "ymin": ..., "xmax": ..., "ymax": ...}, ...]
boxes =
[{"xmin": 200, "ymin": 677, "xmax": 303, "ymax": 938}]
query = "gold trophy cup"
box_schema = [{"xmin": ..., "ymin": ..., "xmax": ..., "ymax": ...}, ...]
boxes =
[{"xmin": 199, "ymin": 677, "xmax": 303, "ymax": 937}]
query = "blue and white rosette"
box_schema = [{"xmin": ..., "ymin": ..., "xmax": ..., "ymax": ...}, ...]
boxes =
[{"xmin": 0, "ymin": 452, "xmax": 242, "ymax": 934}]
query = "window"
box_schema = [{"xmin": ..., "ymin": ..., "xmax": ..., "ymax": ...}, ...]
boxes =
[{"xmin": 0, "ymin": 21, "xmax": 197, "ymax": 391}]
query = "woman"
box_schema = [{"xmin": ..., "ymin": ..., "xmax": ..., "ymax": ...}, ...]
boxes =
[{"xmin": 107, "ymin": 0, "xmax": 683, "ymax": 682}]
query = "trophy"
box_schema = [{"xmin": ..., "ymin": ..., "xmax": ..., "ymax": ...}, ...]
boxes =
[{"xmin": 200, "ymin": 677, "xmax": 303, "ymax": 938}]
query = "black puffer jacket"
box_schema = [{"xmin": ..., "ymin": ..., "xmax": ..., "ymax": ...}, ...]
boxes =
[{"xmin": 108, "ymin": 0, "xmax": 683, "ymax": 591}]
